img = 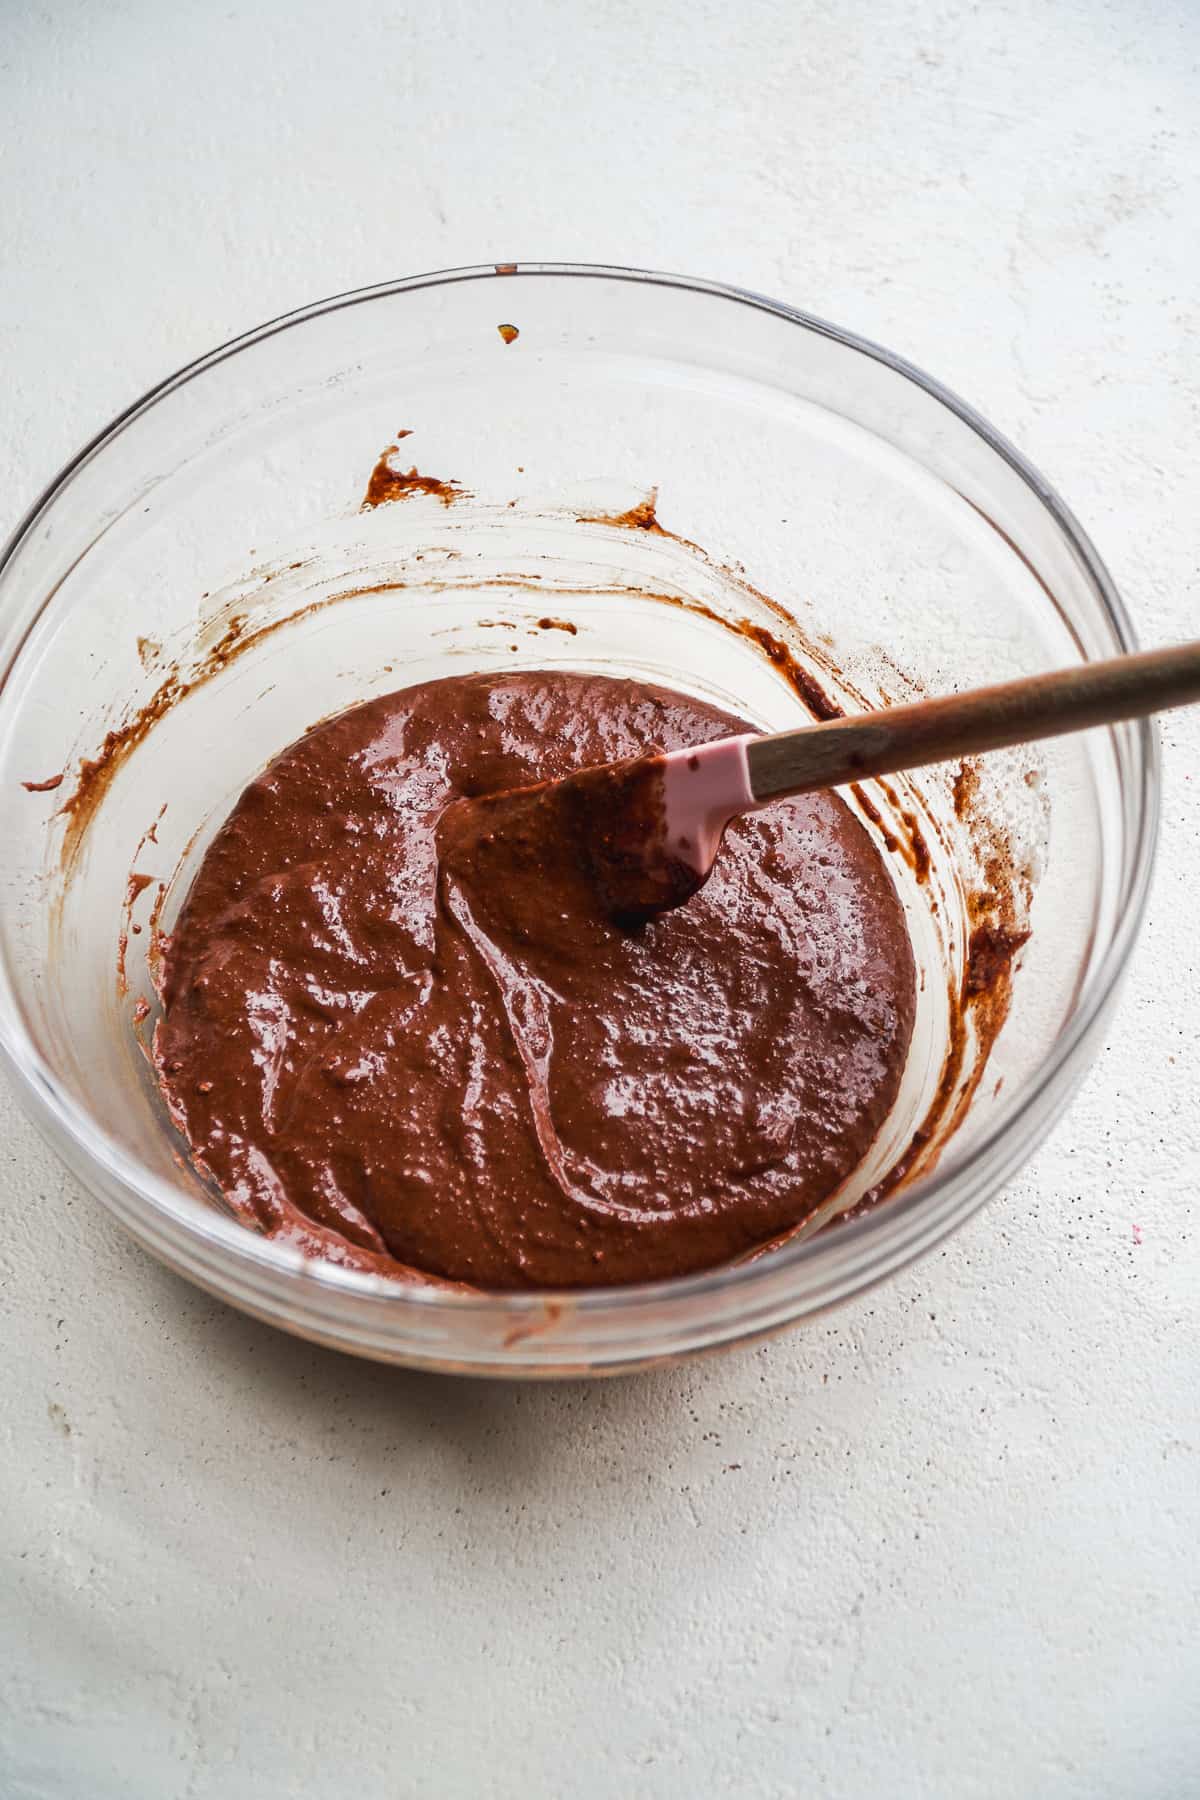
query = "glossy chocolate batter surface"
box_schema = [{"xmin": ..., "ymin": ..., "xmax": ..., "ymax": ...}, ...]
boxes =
[{"xmin": 156, "ymin": 671, "xmax": 916, "ymax": 1288}]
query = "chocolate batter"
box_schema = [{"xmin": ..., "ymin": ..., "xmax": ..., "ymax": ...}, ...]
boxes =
[{"xmin": 156, "ymin": 671, "xmax": 916, "ymax": 1289}]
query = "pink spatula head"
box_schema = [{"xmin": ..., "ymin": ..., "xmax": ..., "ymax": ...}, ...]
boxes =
[
  {"xmin": 603, "ymin": 735, "xmax": 757, "ymax": 919},
  {"xmin": 437, "ymin": 736, "xmax": 755, "ymax": 927}
]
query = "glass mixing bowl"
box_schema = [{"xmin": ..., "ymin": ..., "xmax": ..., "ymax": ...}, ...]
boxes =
[{"xmin": 0, "ymin": 265, "xmax": 1156, "ymax": 1375}]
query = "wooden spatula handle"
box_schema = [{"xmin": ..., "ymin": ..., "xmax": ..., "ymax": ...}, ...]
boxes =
[{"xmin": 746, "ymin": 639, "xmax": 1200, "ymax": 803}]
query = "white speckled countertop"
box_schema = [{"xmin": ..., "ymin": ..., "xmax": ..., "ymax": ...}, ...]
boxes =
[{"xmin": 2, "ymin": 3, "xmax": 1198, "ymax": 1795}]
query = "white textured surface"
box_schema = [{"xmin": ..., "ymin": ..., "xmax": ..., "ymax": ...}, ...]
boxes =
[{"xmin": 2, "ymin": 2, "xmax": 1199, "ymax": 1795}]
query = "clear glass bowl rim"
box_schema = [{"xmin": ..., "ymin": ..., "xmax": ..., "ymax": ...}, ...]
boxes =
[{"xmin": 0, "ymin": 261, "xmax": 1160, "ymax": 1347}]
